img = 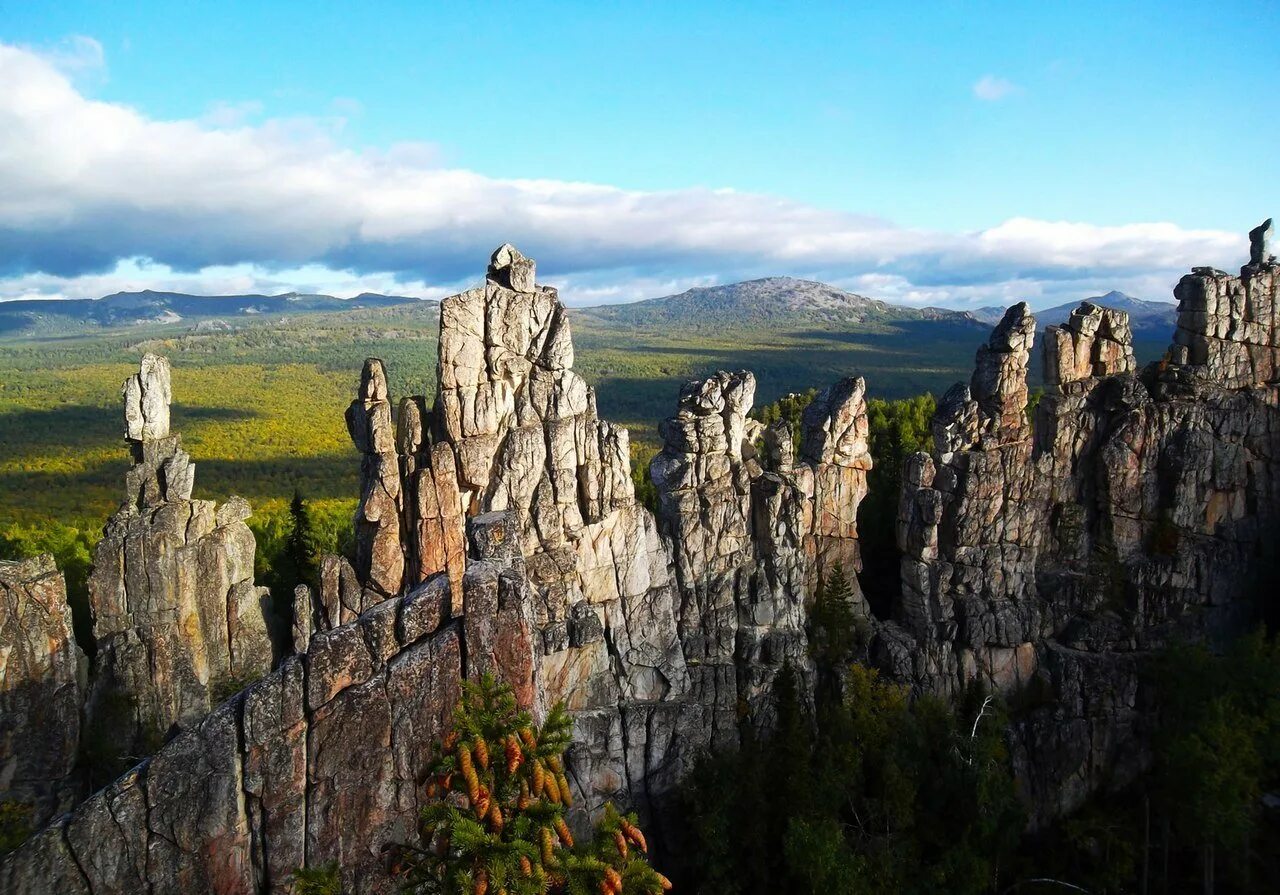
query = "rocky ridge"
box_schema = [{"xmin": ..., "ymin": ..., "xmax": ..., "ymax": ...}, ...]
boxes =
[
  {"xmin": 0, "ymin": 556, "xmax": 84, "ymax": 828},
  {"xmin": 4, "ymin": 230, "xmax": 1279, "ymax": 890},
  {"xmin": 888, "ymin": 255, "xmax": 1280, "ymax": 819}
]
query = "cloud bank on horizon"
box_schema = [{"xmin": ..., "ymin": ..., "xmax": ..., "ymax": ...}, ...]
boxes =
[{"xmin": 0, "ymin": 40, "xmax": 1251, "ymax": 309}]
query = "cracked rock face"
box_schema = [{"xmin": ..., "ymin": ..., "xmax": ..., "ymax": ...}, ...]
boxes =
[
  {"xmin": 1, "ymin": 577, "xmax": 468, "ymax": 895},
  {"xmin": 8, "ymin": 237, "xmax": 1280, "ymax": 888},
  {"xmin": 0, "ymin": 555, "xmax": 84, "ymax": 828},
  {"xmin": 1172, "ymin": 260, "xmax": 1280, "ymax": 388},
  {"xmin": 85, "ymin": 354, "xmax": 275, "ymax": 759},
  {"xmin": 887, "ymin": 246, "xmax": 1280, "ymax": 823}
]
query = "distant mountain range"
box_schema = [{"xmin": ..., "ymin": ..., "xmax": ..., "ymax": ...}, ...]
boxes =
[
  {"xmin": 0, "ymin": 281, "xmax": 1178, "ymax": 343},
  {"xmin": 970, "ymin": 291, "xmax": 1176, "ymax": 335},
  {"xmin": 578, "ymin": 276, "xmax": 980, "ymax": 328},
  {"xmin": 0, "ymin": 289, "xmax": 424, "ymax": 335}
]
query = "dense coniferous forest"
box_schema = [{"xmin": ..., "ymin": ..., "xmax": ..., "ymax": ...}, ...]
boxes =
[{"xmin": 675, "ymin": 565, "xmax": 1280, "ymax": 895}]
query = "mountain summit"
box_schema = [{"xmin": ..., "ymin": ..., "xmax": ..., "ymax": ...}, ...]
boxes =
[
  {"xmin": 581, "ymin": 276, "xmax": 970, "ymax": 327},
  {"xmin": 972, "ymin": 290, "xmax": 1176, "ymax": 334}
]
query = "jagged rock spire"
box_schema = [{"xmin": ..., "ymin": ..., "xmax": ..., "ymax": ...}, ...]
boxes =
[
  {"xmin": 86, "ymin": 355, "xmax": 273, "ymax": 760},
  {"xmin": 123, "ymin": 353, "xmax": 171, "ymax": 441},
  {"xmin": 121, "ymin": 352, "xmax": 194, "ymax": 508},
  {"xmin": 800, "ymin": 376, "xmax": 873, "ymax": 591},
  {"xmin": 346, "ymin": 358, "xmax": 405, "ymax": 598},
  {"xmin": 972, "ymin": 302, "xmax": 1036, "ymax": 443}
]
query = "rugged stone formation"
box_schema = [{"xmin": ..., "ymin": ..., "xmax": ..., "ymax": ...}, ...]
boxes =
[
  {"xmin": 346, "ymin": 358, "xmax": 406, "ymax": 599},
  {"xmin": 893, "ymin": 302, "xmax": 1043, "ymax": 673},
  {"xmin": 356, "ymin": 246, "xmax": 698, "ymax": 824},
  {"xmin": 335, "ymin": 248, "xmax": 859, "ymax": 831},
  {"xmin": 0, "ymin": 556, "xmax": 84, "ymax": 827},
  {"xmin": 84, "ymin": 355, "xmax": 274, "ymax": 758},
  {"xmin": 650, "ymin": 370, "xmax": 874, "ymax": 734},
  {"xmin": 1171, "ymin": 251, "xmax": 1280, "ymax": 388},
  {"xmin": 887, "ymin": 244, "xmax": 1280, "ymax": 821},
  {"xmin": 6, "ymin": 233, "xmax": 1280, "ymax": 888},
  {"xmin": 799, "ymin": 375, "xmax": 874, "ymax": 598},
  {"xmin": 0, "ymin": 512, "xmax": 536, "ymax": 895}
]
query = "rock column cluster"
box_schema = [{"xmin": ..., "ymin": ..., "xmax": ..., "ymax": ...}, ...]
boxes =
[
  {"xmin": 85, "ymin": 355, "xmax": 274, "ymax": 757},
  {"xmin": 649, "ymin": 370, "xmax": 876, "ymax": 731},
  {"xmin": 6, "ymin": 230, "xmax": 1280, "ymax": 890},
  {"xmin": 893, "ymin": 303, "xmax": 1045, "ymax": 690},
  {"xmin": 888, "ymin": 230, "xmax": 1280, "ymax": 820}
]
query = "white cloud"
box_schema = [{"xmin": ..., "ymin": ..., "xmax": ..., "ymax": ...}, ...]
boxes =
[
  {"xmin": 0, "ymin": 257, "xmax": 459, "ymax": 303},
  {"xmin": 0, "ymin": 41, "xmax": 1249, "ymax": 309},
  {"xmin": 972, "ymin": 74, "xmax": 1021, "ymax": 101}
]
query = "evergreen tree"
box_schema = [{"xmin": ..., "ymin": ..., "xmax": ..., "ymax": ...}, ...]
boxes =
[
  {"xmin": 809, "ymin": 564, "xmax": 858, "ymax": 667},
  {"xmin": 681, "ymin": 659, "xmax": 1023, "ymax": 895},
  {"xmin": 285, "ymin": 488, "xmax": 319, "ymax": 591},
  {"xmin": 394, "ymin": 675, "xmax": 670, "ymax": 895}
]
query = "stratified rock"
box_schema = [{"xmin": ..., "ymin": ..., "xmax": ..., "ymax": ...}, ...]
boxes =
[
  {"xmin": 85, "ymin": 354, "xmax": 274, "ymax": 759},
  {"xmin": 800, "ymin": 376, "xmax": 873, "ymax": 597},
  {"xmin": 887, "ymin": 225, "xmax": 1280, "ymax": 823},
  {"xmin": 1044, "ymin": 303, "xmax": 1136, "ymax": 388},
  {"xmin": 0, "ymin": 555, "xmax": 84, "ymax": 828},
  {"xmin": 1172, "ymin": 258, "xmax": 1279, "ymax": 388}
]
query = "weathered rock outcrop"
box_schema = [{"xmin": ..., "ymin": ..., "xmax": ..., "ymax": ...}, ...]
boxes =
[
  {"xmin": 798, "ymin": 375, "xmax": 874, "ymax": 598},
  {"xmin": 0, "ymin": 511, "xmax": 537, "ymax": 895},
  {"xmin": 0, "ymin": 556, "xmax": 84, "ymax": 827},
  {"xmin": 6, "ymin": 230, "xmax": 1280, "ymax": 888},
  {"xmin": 84, "ymin": 355, "xmax": 274, "ymax": 758},
  {"xmin": 650, "ymin": 370, "xmax": 874, "ymax": 733},
  {"xmin": 892, "ymin": 302, "xmax": 1044, "ymax": 685},
  {"xmin": 1171, "ymin": 256, "xmax": 1280, "ymax": 388},
  {"xmin": 888, "ymin": 231, "xmax": 1280, "ymax": 820},
  {"xmin": 348, "ymin": 248, "xmax": 700, "ymax": 827}
]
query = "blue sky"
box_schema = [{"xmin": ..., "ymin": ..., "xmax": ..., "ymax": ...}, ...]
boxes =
[{"xmin": 0, "ymin": 1, "xmax": 1277, "ymax": 306}]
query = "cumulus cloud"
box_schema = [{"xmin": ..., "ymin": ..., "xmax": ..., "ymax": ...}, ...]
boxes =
[
  {"xmin": 0, "ymin": 41, "xmax": 1247, "ymax": 308},
  {"xmin": 972, "ymin": 74, "xmax": 1021, "ymax": 101}
]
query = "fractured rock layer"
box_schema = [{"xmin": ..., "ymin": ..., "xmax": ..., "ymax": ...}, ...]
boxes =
[
  {"xmin": 85, "ymin": 355, "xmax": 274, "ymax": 757},
  {"xmin": 6, "ymin": 233, "xmax": 1280, "ymax": 888},
  {"xmin": 888, "ymin": 246, "xmax": 1280, "ymax": 821},
  {"xmin": 0, "ymin": 556, "xmax": 84, "ymax": 827}
]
